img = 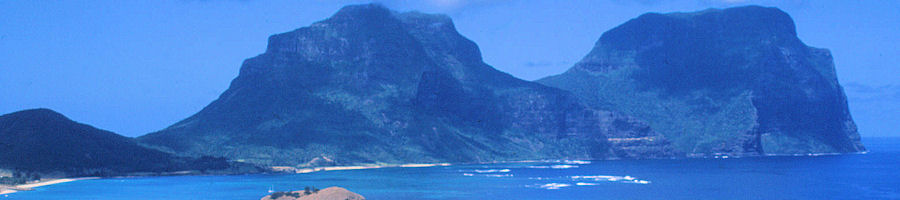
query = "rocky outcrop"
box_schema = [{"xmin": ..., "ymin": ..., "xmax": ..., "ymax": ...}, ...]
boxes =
[
  {"xmin": 539, "ymin": 6, "xmax": 865, "ymax": 156},
  {"xmin": 602, "ymin": 113, "xmax": 678, "ymax": 159},
  {"xmin": 261, "ymin": 187, "xmax": 364, "ymax": 200},
  {"xmin": 137, "ymin": 4, "xmax": 677, "ymax": 166}
]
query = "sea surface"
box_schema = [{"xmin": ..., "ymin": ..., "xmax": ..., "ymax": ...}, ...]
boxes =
[{"xmin": 4, "ymin": 137, "xmax": 898, "ymax": 200}]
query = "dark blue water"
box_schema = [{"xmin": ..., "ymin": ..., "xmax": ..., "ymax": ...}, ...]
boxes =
[{"xmin": 5, "ymin": 138, "xmax": 898, "ymax": 199}]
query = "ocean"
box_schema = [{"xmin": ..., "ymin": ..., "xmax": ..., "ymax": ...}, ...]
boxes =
[{"xmin": 4, "ymin": 137, "xmax": 898, "ymax": 200}]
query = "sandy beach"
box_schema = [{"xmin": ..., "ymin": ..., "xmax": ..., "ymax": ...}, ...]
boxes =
[
  {"xmin": 1, "ymin": 163, "xmax": 453, "ymax": 195},
  {"xmin": 0, "ymin": 188, "xmax": 14, "ymax": 195},
  {"xmin": 0, "ymin": 177, "xmax": 98, "ymax": 195}
]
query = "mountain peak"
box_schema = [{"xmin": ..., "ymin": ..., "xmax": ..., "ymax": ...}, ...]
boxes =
[
  {"xmin": 327, "ymin": 3, "xmax": 394, "ymax": 23},
  {"xmin": 326, "ymin": 4, "xmax": 454, "ymax": 26},
  {"xmin": 595, "ymin": 5, "xmax": 797, "ymax": 54},
  {"xmin": 662, "ymin": 5, "xmax": 786, "ymax": 19},
  {"xmin": 1, "ymin": 108, "xmax": 70, "ymax": 123}
]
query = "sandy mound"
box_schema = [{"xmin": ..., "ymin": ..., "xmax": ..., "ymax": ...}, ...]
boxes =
[{"xmin": 261, "ymin": 186, "xmax": 364, "ymax": 200}]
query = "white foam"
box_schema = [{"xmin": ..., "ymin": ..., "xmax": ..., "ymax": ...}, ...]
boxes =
[
  {"xmin": 576, "ymin": 182, "xmax": 599, "ymax": 186},
  {"xmin": 525, "ymin": 165, "xmax": 551, "ymax": 169},
  {"xmin": 474, "ymin": 169, "xmax": 511, "ymax": 173},
  {"xmin": 564, "ymin": 160, "xmax": 592, "ymax": 165},
  {"xmin": 550, "ymin": 165, "xmax": 578, "ymax": 169},
  {"xmin": 539, "ymin": 183, "xmax": 572, "ymax": 190},
  {"xmin": 485, "ymin": 174, "xmax": 513, "ymax": 177},
  {"xmin": 763, "ymin": 152, "xmax": 844, "ymax": 157},
  {"xmin": 462, "ymin": 173, "xmax": 474, "ymax": 176},
  {"xmin": 571, "ymin": 175, "xmax": 650, "ymax": 184}
]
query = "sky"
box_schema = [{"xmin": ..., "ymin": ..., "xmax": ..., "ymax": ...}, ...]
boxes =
[{"xmin": 1, "ymin": 0, "xmax": 897, "ymax": 137}]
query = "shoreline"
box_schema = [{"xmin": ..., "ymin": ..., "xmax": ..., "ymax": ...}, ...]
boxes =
[
  {"xmin": 271, "ymin": 162, "xmax": 454, "ymax": 174},
  {"xmin": 0, "ymin": 177, "xmax": 99, "ymax": 195},
  {"xmin": 0, "ymin": 153, "xmax": 867, "ymax": 195},
  {"xmin": 268, "ymin": 159, "xmax": 598, "ymax": 174},
  {"xmin": 0, "ymin": 162, "xmax": 459, "ymax": 196},
  {"xmin": 266, "ymin": 151, "xmax": 868, "ymax": 174},
  {"xmin": 0, "ymin": 161, "xmax": 460, "ymax": 196}
]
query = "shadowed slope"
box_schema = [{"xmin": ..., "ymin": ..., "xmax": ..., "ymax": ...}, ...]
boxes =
[{"xmin": 0, "ymin": 109, "xmax": 180, "ymax": 175}]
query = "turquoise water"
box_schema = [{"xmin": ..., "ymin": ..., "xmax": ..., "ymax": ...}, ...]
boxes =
[{"xmin": 4, "ymin": 137, "xmax": 898, "ymax": 199}]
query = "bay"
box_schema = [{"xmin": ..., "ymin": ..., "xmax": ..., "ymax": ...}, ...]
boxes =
[{"xmin": 4, "ymin": 137, "xmax": 898, "ymax": 199}]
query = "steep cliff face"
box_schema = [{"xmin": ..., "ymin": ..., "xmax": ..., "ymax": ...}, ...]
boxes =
[
  {"xmin": 138, "ymin": 4, "xmax": 677, "ymax": 166},
  {"xmin": 539, "ymin": 6, "xmax": 865, "ymax": 156}
]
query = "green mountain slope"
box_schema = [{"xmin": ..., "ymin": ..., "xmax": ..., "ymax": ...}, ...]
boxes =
[
  {"xmin": 538, "ymin": 6, "xmax": 865, "ymax": 156},
  {"xmin": 0, "ymin": 109, "xmax": 235, "ymax": 176},
  {"xmin": 138, "ymin": 4, "xmax": 677, "ymax": 166}
]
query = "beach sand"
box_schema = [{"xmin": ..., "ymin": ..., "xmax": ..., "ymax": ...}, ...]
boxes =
[
  {"xmin": 0, "ymin": 177, "xmax": 98, "ymax": 195},
  {"xmin": 1, "ymin": 163, "xmax": 455, "ymax": 195},
  {"xmin": 0, "ymin": 188, "xmax": 14, "ymax": 195}
]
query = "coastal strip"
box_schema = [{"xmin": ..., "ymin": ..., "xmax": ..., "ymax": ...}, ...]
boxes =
[
  {"xmin": 1, "ymin": 163, "xmax": 456, "ymax": 195},
  {"xmin": 271, "ymin": 163, "xmax": 452, "ymax": 174},
  {"xmin": 269, "ymin": 159, "xmax": 595, "ymax": 174},
  {"xmin": 0, "ymin": 177, "xmax": 99, "ymax": 195}
]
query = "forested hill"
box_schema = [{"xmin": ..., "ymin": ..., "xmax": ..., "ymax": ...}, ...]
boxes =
[
  {"xmin": 0, "ymin": 109, "xmax": 245, "ymax": 178},
  {"xmin": 539, "ymin": 6, "xmax": 865, "ymax": 156},
  {"xmin": 137, "ymin": 4, "xmax": 678, "ymax": 166}
]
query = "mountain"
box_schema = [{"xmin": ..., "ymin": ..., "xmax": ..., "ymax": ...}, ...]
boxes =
[
  {"xmin": 538, "ymin": 6, "xmax": 865, "ymax": 156},
  {"xmin": 0, "ymin": 109, "xmax": 178, "ymax": 175},
  {"xmin": 138, "ymin": 4, "xmax": 678, "ymax": 166},
  {"xmin": 0, "ymin": 109, "xmax": 242, "ymax": 177}
]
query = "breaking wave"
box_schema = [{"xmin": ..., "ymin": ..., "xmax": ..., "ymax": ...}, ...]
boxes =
[
  {"xmin": 550, "ymin": 165, "xmax": 578, "ymax": 169},
  {"xmin": 473, "ymin": 169, "xmax": 511, "ymax": 173},
  {"xmin": 525, "ymin": 164, "xmax": 579, "ymax": 169},
  {"xmin": 571, "ymin": 175, "xmax": 651, "ymax": 184},
  {"xmin": 563, "ymin": 160, "xmax": 591, "ymax": 165},
  {"xmin": 537, "ymin": 183, "xmax": 571, "ymax": 190}
]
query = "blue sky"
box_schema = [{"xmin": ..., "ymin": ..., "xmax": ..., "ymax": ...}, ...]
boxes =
[{"xmin": 1, "ymin": 0, "xmax": 897, "ymax": 137}]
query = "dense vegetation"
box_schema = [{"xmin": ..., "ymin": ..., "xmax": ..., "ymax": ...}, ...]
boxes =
[
  {"xmin": 270, "ymin": 191, "xmax": 302, "ymax": 199},
  {"xmin": 2, "ymin": 5, "xmax": 864, "ymax": 174},
  {"xmin": 0, "ymin": 172, "xmax": 40, "ymax": 185},
  {"xmin": 0, "ymin": 109, "xmax": 234, "ymax": 177},
  {"xmin": 138, "ymin": 4, "xmax": 676, "ymax": 166},
  {"xmin": 539, "ymin": 6, "xmax": 865, "ymax": 155}
]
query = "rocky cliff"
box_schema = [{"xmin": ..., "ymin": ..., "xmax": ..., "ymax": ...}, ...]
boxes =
[
  {"xmin": 539, "ymin": 6, "xmax": 865, "ymax": 156},
  {"xmin": 137, "ymin": 4, "xmax": 677, "ymax": 166}
]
